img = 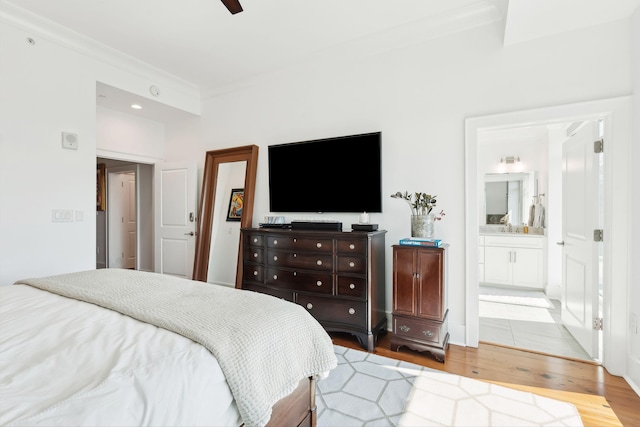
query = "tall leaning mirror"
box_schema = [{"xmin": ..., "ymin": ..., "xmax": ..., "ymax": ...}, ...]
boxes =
[{"xmin": 193, "ymin": 145, "xmax": 259, "ymax": 286}]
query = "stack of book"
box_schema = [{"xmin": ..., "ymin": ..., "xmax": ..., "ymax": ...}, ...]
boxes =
[{"xmin": 398, "ymin": 237, "xmax": 443, "ymax": 247}]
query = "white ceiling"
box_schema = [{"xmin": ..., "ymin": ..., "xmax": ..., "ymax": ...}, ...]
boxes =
[{"xmin": 5, "ymin": 0, "xmax": 639, "ymax": 97}]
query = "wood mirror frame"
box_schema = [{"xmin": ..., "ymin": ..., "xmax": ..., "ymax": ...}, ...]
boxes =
[{"xmin": 193, "ymin": 145, "xmax": 259, "ymax": 286}]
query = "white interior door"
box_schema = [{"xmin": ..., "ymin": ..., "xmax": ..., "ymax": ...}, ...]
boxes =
[
  {"xmin": 108, "ymin": 171, "xmax": 136, "ymax": 269},
  {"xmin": 154, "ymin": 162, "xmax": 197, "ymax": 278},
  {"xmin": 560, "ymin": 121, "xmax": 601, "ymax": 359}
]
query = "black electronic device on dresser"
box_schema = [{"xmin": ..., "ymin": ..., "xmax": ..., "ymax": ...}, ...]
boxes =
[
  {"xmin": 391, "ymin": 244, "xmax": 449, "ymax": 362},
  {"xmin": 241, "ymin": 228, "xmax": 387, "ymax": 352}
]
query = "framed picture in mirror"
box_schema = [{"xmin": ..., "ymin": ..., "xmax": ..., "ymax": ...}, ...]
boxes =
[{"xmin": 226, "ymin": 188, "xmax": 244, "ymax": 221}]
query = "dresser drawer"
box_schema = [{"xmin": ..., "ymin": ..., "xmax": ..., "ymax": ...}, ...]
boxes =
[
  {"xmin": 245, "ymin": 233, "xmax": 264, "ymax": 247},
  {"xmin": 266, "ymin": 268, "xmax": 332, "ymax": 294},
  {"xmin": 267, "ymin": 236, "xmax": 333, "ymax": 252},
  {"xmin": 266, "ymin": 250, "xmax": 333, "ymax": 271},
  {"xmin": 297, "ymin": 294, "xmax": 366, "ymax": 326},
  {"xmin": 392, "ymin": 315, "xmax": 445, "ymax": 344},
  {"xmin": 336, "ymin": 275, "xmax": 367, "ymax": 298},
  {"xmin": 243, "ymin": 264, "xmax": 264, "ymax": 283},
  {"xmin": 336, "ymin": 239, "xmax": 367, "ymax": 255},
  {"xmin": 243, "ymin": 247, "xmax": 264, "ymax": 264},
  {"xmin": 243, "ymin": 283, "xmax": 294, "ymax": 302},
  {"xmin": 337, "ymin": 255, "xmax": 366, "ymax": 274}
]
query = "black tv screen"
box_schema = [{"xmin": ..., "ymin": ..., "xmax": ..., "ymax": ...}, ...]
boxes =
[{"xmin": 268, "ymin": 132, "xmax": 382, "ymax": 213}]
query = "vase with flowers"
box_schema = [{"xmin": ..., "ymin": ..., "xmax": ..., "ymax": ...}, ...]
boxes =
[{"xmin": 391, "ymin": 191, "xmax": 445, "ymax": 238}]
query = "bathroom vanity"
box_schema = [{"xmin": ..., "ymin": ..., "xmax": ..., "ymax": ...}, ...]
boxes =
[{"xmin": 478, "ymin": 232, "xmax": 546, "ymax": 290}]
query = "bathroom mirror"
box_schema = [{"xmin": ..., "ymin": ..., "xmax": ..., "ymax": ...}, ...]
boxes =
[
  {"xmin": 484, "ymin": 172, "xmax": 536, "ymax": 226},
  {"xmin": 193, "ymin": 145, "xmax": 259, "ymax": 286}
]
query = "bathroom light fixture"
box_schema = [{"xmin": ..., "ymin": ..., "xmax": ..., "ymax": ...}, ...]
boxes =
[
  {"xmin": 500, "ymin": 156, "xmax": 520, "ymax": 164},
  {"xmin": 130, "ymin": 104, "xmax": 142, "ymax": 110}
]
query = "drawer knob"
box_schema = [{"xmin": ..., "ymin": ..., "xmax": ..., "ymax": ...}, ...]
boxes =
[
  {"xmin": 349, "ymin": 244, "xmax": 355, "ymax": 250},
  {"xmin": 253, "ymin": 252, "xmax": 258, "ymax": 258},
  {"xmin": 349, "ymin": 261, "xmax": 355, "ymax": 268},
  {"xmin": 253, "ymin": 270, "xmax": 258, "ymax": 276},
  {"xmin": 316, "ymin": 260, "xmax": 322, "ymax": 266},
  {"xmin": 399, "ymin": 325, "xmax": 410, "ymax": 332},
  {"xmin": 293, "ymin": 253, "xmax": 297, "ymax": 258},
  {"xmin": 316, "ymin": 242, "xmax": 322, "ymax": 248},
  {"xmin": 273, "ymin": 274, "xmax": 278, "ymax": 280},
  {"xmin": 349, "ymin": 283, "xmax": 355, "ymax": 290},
  {"xmin": 273, "ymin": 239, "xmax": 278, "ymax": 245},
  {"xmin": 253, "ymin": 238, "xmax": 258, "ymax": 243},
  {"xmin": 293, "ymin": 238, "xmax": 297, "ymax": 243},
  {"xmin": 293, "ymin": 272, "xmax": 297, "ymax": 276},
  {"xmin": 423, "ymin": 330, "xmax": 434, "ymax": 337},
  {"xmin": 306, "ymin": 303, "xmax": 313, "ymax": 310},
  {"xmin": 316, "ymin": 281, "xmax": 322, "ymax": 287},
  {"xmin": 348, "ymin": 308, "xmax": 355, "ymax": 315},
  {"xmin": 273, "ymin": 255, "xmax": 278, "ymax": 261}
]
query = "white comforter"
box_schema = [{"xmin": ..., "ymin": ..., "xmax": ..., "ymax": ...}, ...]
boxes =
[
  {"xmin": 4, "ymin": 269, "xmax": 337, "ymax": 427},
  {"xmin": 1, "ymin": 284, "xmax": 242, "ymax": 426}
]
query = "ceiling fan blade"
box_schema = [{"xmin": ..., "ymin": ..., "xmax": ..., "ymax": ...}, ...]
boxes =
[{"xmin": 221, "ymin": 0, "xmax": 243, "ymax": 14}]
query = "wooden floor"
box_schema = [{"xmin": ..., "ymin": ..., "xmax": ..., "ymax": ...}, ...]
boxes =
[{"xmin": 330, "ymin": 332, "xmax": 640, "ymax": 427}]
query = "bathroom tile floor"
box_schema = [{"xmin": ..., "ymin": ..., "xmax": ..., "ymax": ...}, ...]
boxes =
[{"xmin": 479, "ymin": 285, "xmax": 593, "ymax": 362}]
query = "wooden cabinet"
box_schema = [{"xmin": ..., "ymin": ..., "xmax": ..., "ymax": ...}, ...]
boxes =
[
  {"xmin": 241, "ymin": 228, "xmax": 387, "ymax": 352},
  {"xmin": 481, "ymin": 235, "xmax": 545, "ymax": 289},
  {"xmin": 391, "ymin": 245, "xmax": 449, "ymax": 362}
]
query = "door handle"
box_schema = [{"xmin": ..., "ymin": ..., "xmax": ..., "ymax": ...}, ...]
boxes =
[
  {"xmin": 184, "ymin": 231, "xmax": 196, "ymax": 236},
  {"xmin": 556, "ymin": 241, "xmax": 565, "ymax": 246}
]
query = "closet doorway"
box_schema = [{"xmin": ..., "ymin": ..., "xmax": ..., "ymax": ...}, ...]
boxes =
[{"xmin": 96, "ymin": 158, "xmax": 154, "ymax": 272}]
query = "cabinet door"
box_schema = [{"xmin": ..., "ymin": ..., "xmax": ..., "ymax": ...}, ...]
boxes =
[
  {"xmin": 511, "ymin": 248, "xmax": 543, "ymax": 288},
  {"xmin": 483, "ymin": 246, "xmax": 511, "ymax": 285},
  {"xmin": 393, "ymin": 247, "xmax": 416, "ymax": 316},
  {"xmin": 416, "ymin": 249, "xmax": 444, "ymax": 320}
]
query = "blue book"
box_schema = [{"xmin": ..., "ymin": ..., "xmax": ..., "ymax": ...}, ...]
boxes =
[{"xmin": 399, "ymin": 237, "xmax": 442, "ymax": 247}]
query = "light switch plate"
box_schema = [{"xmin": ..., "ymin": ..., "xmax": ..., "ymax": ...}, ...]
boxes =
[{"xmin": 52, "ymin": 209, "xmax": 74, "ymax": 222}]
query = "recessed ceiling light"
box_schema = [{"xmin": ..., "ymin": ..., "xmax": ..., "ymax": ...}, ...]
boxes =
[{"xmin": 130, "ymin": 104, "xmax": 142, "ymax": 110}]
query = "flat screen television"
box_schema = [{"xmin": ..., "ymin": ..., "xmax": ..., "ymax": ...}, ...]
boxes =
[{"xmin": 268, "ymin": 132, "xmax": 382, "ymax": 213}]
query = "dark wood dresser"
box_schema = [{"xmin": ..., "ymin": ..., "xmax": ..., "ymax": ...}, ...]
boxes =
[
  {"xmin": 241, "ymin": 228, "xmax": 387, "ymax": 352},
  {"xmin": 391, "ymin": 244, "xmax": 449, "ymax": 362}
]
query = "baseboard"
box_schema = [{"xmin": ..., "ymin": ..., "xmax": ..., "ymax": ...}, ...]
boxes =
[
  {"xmin": 545, "ymin": 283, "xmax": 561, "ymax": 300},
  {"xmin": 624, "ymin": 375, "xmax": 640, "ymax": 397},
  {"xmin": 625, "ymin": 353, "xmax": 640, "ymax": 397}
]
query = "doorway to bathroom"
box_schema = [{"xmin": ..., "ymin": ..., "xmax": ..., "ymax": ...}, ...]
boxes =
[
  {"xmin": 475, "ymin": 120, "xmax": 602, "ymax": 362},
  {"xmin": 465, "ymin": 97, "xmax": 631, "ymax": 374}
]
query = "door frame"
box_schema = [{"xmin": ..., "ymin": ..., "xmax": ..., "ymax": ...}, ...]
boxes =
[
  {"xmin": 97, "ymin": 150, "xmax": 159, "ymax": 273},
  {"xmin": 465, "ymin": 96, "xmax": 631, "ymax": 376}
]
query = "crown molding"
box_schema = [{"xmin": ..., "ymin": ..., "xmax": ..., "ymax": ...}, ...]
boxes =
[{"xmin": 0, "ymin": 0, "xmax": 200, "ymax": 102}]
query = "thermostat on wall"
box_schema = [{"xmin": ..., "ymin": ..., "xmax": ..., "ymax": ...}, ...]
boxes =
[{"xmin": 61, "ymin": 132, "xmax": 78, "ymax": 150}]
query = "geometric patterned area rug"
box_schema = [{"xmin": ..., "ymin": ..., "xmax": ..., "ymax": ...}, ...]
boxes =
[{"xmin": 317, "ymin": 345, "xmax": 584, "ymax": 426}]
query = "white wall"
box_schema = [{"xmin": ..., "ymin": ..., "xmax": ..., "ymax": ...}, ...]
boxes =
[
  {"xmin": 165, "ymin": 19, "xmax": 634, "ymax": 346},
  {"xmin": 96, "ymin": 106, "xmax": 166, "ymax": 161},
  {"xmin": 0, "ymin": 21, "xmax": 97, "ymax": 283},
  {"xmin": 628, "ymin": 5, "xmax": 640, "ymax": 395},
  {"xmin": 0, "ymin": 15, "xmax": 200, "ymax": 285}
]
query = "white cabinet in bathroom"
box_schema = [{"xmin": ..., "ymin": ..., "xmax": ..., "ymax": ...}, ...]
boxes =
[{"xmin": 481, "ymin": 234, "xmax": 545, "ymax": 289}]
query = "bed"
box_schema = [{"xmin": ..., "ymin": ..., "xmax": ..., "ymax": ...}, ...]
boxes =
[{"xmin": 0, "ymin": 268, "xmax": 337, "ymax": 427}]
